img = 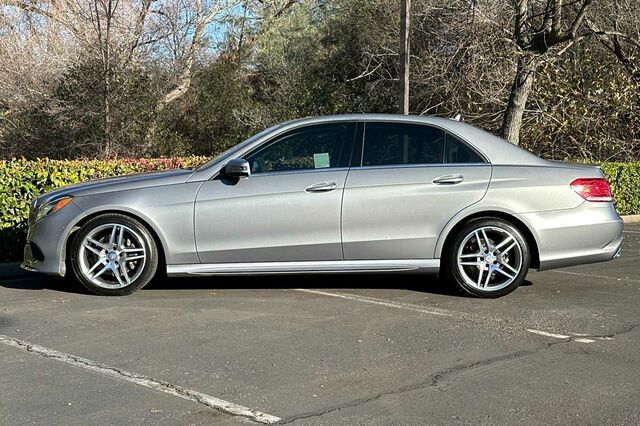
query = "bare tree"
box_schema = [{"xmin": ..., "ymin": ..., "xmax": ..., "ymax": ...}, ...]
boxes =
[
  {"xmin": 144, "ymin": 0, "xmax": 240, "ymax": 150},
  {"xmin": 0, "ymin": 1, "xmax": 82, "ymax": 155},
  {"xmin": 1, "ymin": 0, "xmax": 162, "ymax": 155},
  {"xmin": 586, "ymin": 0, "xmax": 640, "ymax": 86},
  {"xmin": 502, "ymin": 0, "xmax": 593, "ymax": 145}
]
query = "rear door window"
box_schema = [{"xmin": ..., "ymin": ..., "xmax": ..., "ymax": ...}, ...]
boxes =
[{"xmin": 362, "ymin": 123, "xmax": 444, "ymax": 166}]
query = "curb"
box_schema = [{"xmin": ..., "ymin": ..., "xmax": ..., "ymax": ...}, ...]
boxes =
[
  {"xmin": 0, "ymin": 262, "xmax": 32, "ymax": 280},
  {"xmin": 622, "ymin": 215, "xmax": 640, "ymax": 224}
]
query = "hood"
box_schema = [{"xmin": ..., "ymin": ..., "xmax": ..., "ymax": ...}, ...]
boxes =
[{"xmin": 38, "ymin": 168, "xmax": 194, "ymax": 204}]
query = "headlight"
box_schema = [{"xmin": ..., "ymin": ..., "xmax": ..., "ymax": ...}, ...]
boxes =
[{"xmin": 34, "ymin": 196, "xmax": 73, "ymax": 223}]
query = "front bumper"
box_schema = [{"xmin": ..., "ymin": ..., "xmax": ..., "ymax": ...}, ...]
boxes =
[
  {"xmin": 517, "ymin": 202, "xmax": 624, "ymax": 271},
  {"xmin": 21, "ymin": 201, "xmax": 86, "ymax": 276}
]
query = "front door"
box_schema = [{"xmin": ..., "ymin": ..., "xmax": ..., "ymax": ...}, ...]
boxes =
[{"xmin": 195, "ymin": 122, "xmax": 357, "ymax": 263}]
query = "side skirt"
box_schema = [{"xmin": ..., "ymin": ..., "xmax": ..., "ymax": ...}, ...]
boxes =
[{"xmin": 166, "ymin": 259, "xmax": 440, "ymax": 277}]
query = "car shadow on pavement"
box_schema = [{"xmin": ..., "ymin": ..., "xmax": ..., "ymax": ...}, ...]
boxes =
[
  {"xmin": 149, "ymin": 274, "xmax": 467, "ymax": 297},
  {"xmin": 1, "ymin": 272, "xmax": 533, "ymax": 297},
  {"xmin": 0, "ymin": 275, "xmax": 90, "ymax": 295}
]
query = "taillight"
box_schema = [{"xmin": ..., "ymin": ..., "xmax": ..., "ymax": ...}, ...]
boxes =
[{"xmin": 570, "ymin": 178, "xmax": 612, "ymax": 202}]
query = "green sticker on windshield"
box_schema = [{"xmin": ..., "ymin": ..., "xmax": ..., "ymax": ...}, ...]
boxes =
[{"xmin": 313, "ymin": 153, "xmax": 330, "ymax": 168}]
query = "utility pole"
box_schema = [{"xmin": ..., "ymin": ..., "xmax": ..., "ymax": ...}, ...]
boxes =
[{"xmin": 399, "ymin": 0, "xmax": 410, "ymax": 115}]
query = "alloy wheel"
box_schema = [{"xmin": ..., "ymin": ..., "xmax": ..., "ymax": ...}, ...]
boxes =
[
  {"xmin": 78, "ymin": 223, "xmax": 147, "ymax": 289},
  {"xmin": 456, "ymin": 226, "xmax": 523, "ymax": 292}
]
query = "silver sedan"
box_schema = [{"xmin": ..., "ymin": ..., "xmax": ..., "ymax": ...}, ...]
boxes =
[{"xmin": 22, "ymin": 114, "xmax": 624, "ymax": 297}]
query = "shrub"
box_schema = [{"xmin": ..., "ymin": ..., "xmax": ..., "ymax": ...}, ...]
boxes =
[
  {"xmin": 0, "ymin": 157, "xmax": 208, "ymax": 262},
  {"xmin": 597, "ymin": 162, "xmax": 640, "ymax": 216},
  {"xmin": 0, "ymin": 158, "xmax": 638, "ymax": 263}
]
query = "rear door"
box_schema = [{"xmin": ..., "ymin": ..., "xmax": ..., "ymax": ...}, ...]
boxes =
[{"xmin": 342, "ymin": 122, "xmax": 491, "ymax": 260}]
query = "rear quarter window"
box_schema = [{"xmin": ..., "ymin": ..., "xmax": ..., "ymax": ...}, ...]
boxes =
[{"xmin": 445, "ymin": 133, "xmax": 485, "ymax": 164}]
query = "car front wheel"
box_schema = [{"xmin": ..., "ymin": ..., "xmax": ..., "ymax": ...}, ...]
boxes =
[
  {"xmin": 70, "ymin": 213, "xmax": 158, "ymax": 296},
  {"xmin": 445, "ymin": 218, "xmax": 530, "ymax": 298}
]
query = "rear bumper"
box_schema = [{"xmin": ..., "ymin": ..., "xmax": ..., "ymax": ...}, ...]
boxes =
[
  {"xmin": 537, "ymin": 232, "xmax": 623, "ymax": 270},
  {"xmin": 517, "ymin": 202, "xmax": 624, "ymax": 271}
]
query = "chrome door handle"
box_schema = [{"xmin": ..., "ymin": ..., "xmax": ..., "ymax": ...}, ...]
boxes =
[
  {"xmin": 433, "ymin": 174, "xmax": 464, "ymax": 185},
  {"xmin": 305, "ymin": 182, "xmax": 337, "ymax": 193}
]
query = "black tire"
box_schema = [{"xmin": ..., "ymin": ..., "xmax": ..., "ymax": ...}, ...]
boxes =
[
  {"xmin": 444, "ymin": 218, "xmax": 530, "ymax": 298},
  {"xmin": 69, "ymin": 213, "xmax": 159, "ymax": 296}
]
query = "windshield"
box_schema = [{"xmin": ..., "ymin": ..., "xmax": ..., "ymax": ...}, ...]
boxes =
[{"xmin": 195, "ymin": 124, "xmax": 283, "ymax": 171}]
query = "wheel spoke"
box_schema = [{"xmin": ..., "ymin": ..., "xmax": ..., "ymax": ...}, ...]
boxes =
[
  {"xmin": 92, "ymin": 263, "xmax": 110, "ymax": 279},
  {"xmin": 474, "ymin": 230, "xmax": 484, "ymax": 250},
  {"xmin": 476, "ymin": 266, "xmax": 485, "ymax": 287},
  {"xmin": 495, "ymin": 235, "xmax": 514, "ymax": 251},
  {"xmin": 459, "ymin": 253, "xmax": 481, "ymax": 258},
  {"xmin": 122, "ymin": 247, "xmax": 144, "ymax": 253},
  {"xmin": 499, "ymin": 241, "xmax": 518, "ymax": 256},
  {"xmin": 460, "ymin": 261, "xmax": 482, "ymax": 266},
  {"xmin": 111, "ymin": 263, "xmax": 125, "ymax": 287},
  {"xmin": 108, "ymin": 225, "xmax": 118, "ymax": 248},
  {"xmin": 483, "ymin": 267, "xmax": 492, "ymax": 287},
  {"xmin": 86, "ymin": 237, "xmax": 108, "ymax": 250},
  {"xmin": 119, "ymin": 262, "xmax": 131, "ymax": 285},
  {"xmin": 494, "ymin": 266, "xmax": 515, "ymax": 280},
  {"xmin": 500, "ymin": 261, "xmax": 519, "ymax": 274},
  {"xmin": 87, "ymin": 259, "xmax": 105, "ymax": 275},
  {"xmin": 83, "ymin": 242, "xmax": 102, "ymax": 256},
  {"xmin": 124, "ymin": 254, "xmax": 144, "ymax": 261},
  {"xmin": 117, "ymin": 225, "xmax": 125, "ymax": 248},
  {"xmin": 481, "ymin": 228, "xmax": 492, "ymax": 250}
]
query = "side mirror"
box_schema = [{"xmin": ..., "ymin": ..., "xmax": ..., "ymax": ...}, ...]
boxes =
[{"xmin": 224, "ymin": 158, "xmax": 251, "ymax": 178}]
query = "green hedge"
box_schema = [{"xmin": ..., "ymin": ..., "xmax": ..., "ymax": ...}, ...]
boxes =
[
  {"xmin": 0, "ymin": 158, "xmax": 638, "ymax": 263},
  {"xmin": 1, "ymin": 157, "xmax": 208, "ymax": 262},
  {"xmin": 598, "ymin": 162, "xmax": 640, "ymax": 217}
]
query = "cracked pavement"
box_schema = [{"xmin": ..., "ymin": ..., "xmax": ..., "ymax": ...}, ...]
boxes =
[{"xmin": 1, "ymin": 224, "xmax": 639, "ymax": 425}]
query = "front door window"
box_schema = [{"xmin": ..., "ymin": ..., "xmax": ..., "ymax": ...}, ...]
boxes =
[{"xmin": 245, "ymin": 123, "xmax": 355, "ymax": 174}]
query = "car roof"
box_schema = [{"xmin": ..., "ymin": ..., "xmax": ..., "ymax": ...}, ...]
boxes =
[{"xmin": 280, "ymin": 114, "xmax": 547, "ymax": 166}]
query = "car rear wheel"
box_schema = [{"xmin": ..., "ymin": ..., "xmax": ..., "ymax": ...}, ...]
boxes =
[
  {"xmin": 445, "ymin": 218, "xmax": 530, "ymax": 298},
  {"xmin": 70, "ymin": 213, "xmax": 158, "ymax": 296}
]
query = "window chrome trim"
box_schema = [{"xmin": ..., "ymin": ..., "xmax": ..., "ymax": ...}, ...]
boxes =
[
  {"xmin": 246, "ymin": 167, "xmax": 350, "ymax": 178},
  {"xmin": 353, "ymin": 163, "xmax": 491, "ymax": 172}
]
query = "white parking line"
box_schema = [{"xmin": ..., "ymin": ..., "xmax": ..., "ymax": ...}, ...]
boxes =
[
  {"xmin": 0, "ymin": 335, "xmax": 281, "ymax": 424},
  {"xmin": 525, "ymin": 329, "xmax": 571, "ymax": 339},
  {"xmin": 294, "ymin": 288, "xmax": 457, "ymax": 317},
  {"xmin": 294, "ymin": 290, "xmax": 614, "ymax": 346},
  {"xmin": 569, "ymin": 338, "xmax": 596, "ymax": 344},
  {"xmin": 525, "ymin": 329, "xmax": 610, "ymax": 344},
  {"xmin": 622, "ymin": 230, "xmax": 640, "ymax": 234},
  {"xmin": 550, "ymin": 270, "xmax": 640, "ymax": 283},
  {"xmin": 526, "ymin": 328, "xmax": 595, "ymax": 343}
]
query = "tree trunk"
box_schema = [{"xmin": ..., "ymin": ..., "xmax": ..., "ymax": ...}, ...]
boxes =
[
  {"xmin": 399, "ymin": 0, "xmax": 410, "ymax": 115},
  {"xmin": 104, "ymin": 71, "xmax": 112, "ymax": 157},
  {"xmin": 501, "ymin": 57, "xmax": 537, "ymax": 145},
  {"xmin": 99, "ymin": 0, "xmax": 114, "ymax": 157},
  {"xmin": 144, "ymin": 66, "xmax": 193, "ymax": 153}
]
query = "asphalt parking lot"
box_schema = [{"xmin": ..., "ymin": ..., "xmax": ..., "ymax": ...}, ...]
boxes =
[{"xmin": 1, "ymin": 225, "xmax": 639, "ymax": 425}]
